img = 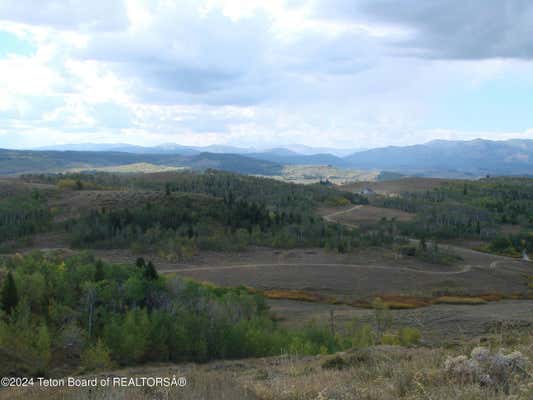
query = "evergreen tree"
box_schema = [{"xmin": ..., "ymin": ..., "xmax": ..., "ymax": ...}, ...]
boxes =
[
  {"xmin": 135, "ymin": 257, "xmax": 146, "ymax": 269},
  {"xmin": 144, "ymin": 261, "xmax": 158, "ymax": 281},
  {"xmin": 1, "ymin": 272, "xmax": 19, "ymax": 315},
  {"xmin": 94, "ymin": 260, "xmax": 105, "ymax": 282},
  {"xmin": 419, "ymin": 237, "xmax": 427, "ymax": 252}
]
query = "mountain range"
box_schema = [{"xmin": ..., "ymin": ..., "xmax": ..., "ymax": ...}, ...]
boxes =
[
  {"xmin": 36, "ymin": 143, "xmax": 361, "ymax": 157},
  {"xmin": 1, "ymin": 138, "xmax": 531, "ymax": 177}
]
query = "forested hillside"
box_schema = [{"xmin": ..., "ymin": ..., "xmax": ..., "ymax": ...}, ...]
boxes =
[
  {"xmin": 373, "ymin": 177, "xmax": 533, "ymax": 255},
  {"xmin": 0, "ymin": 253, "xmax": 419, "ymax": 375},
  {"xmin": 0, "ymin": 149, "xmax": 282, "ymax": 176},
  {"xmin": 13, "ymin": 171, "xmax": 381, "ymax": 256}
]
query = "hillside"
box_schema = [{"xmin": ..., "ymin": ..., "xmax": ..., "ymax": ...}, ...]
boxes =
[
  {"xmin": 344, "ymin": 139, "xmax": 533, "ymax": 176},
  {"xmin": 19, "ymin": 138, "xmax": 533, "ymax": 177},
  {"xmin": 0, "ymin": 171, "xmax": 531, "ymax": 400},
  {"xmin": 247, "ymin": 151, "xmax": 348, "ymax": 167},
  {"xmin": 0, "ymin": 149, "xmax": 283, "ymax": 176}
]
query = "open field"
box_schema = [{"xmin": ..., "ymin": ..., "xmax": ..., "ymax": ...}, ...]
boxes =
[
  {"xmin": 338, "ymin": 177, "xmax": 457, "ymax": 195},
  {"xmin": 0, "ymin": 178, "xmax": 58, "ymax": 199},
  {"xmin": 68, "ymin": 162, "xmax": 189, "ymax": 174},
  {"xmin": 71, "ymin": 244, "xmax": 531, "ymax": 304},
  {"xmin": 268, "ymin": 298, "xmax": 533, "ymax": 342},
  {"xmin": 267, "ymin": 165, "xmax": 379, "ymax": 185},
  {"xmin": 47, "ymin": 189, "xmax": 169, "ymax": 221},
  {"xmin": 319, "ymin": 204, "xmax": 415, "ymax": 226}
]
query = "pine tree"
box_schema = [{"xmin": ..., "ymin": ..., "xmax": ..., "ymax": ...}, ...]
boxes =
[
  {"xmin": 1, "ymin": 272, "xmax": 19, "ymax": 315},
  {"xmin": 144, "ymin": 261, "xmax": 158, "ymax": 281},
  {"xmin": 94, "ymin": 260, "xmax": 105, "ymax": 282},
  {"xmin": 135, "ymin": 257, "xmax": 146, "ymax": 269}
]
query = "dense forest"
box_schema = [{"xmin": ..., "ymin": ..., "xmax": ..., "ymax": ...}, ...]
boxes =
[
  {"xmin": 23, "ymin": 170, "xmax": 368, "ymax": 212},
  {"xmin": 8, "ymin": 172, "xmax": 533, "ymax": 258},
  {"xmin": 0, "ymin": 191, "xmax": 52, "ymax": 244},
  {"xmin": 0, "ymin": 253, "xmax": 419, "ymax": 375},
  {"xmin": 67, "ymin": 193, "xmax": 346, "ymax": 254},
  {"xmin": 373, "ymin": 177, "xmax": 533, "ymax": 255},
  {"xmin": 17, "ymin": 171, "xmax": 384, "ymax": 256}
]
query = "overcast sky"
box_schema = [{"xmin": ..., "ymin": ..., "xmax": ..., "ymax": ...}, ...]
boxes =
[{"xmin": 1, "ymin": 0, "xmax": 532, "ymax": 149}]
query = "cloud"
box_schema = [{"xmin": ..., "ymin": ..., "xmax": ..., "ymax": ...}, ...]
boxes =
[
  {"xmin": 0, "ymin": 0, "xmax": 128, "ymax": 31},
  {"xmin": 0, "ymin": 0, "xmax": 532, "ymax": 150},
  {"xmin": 315, "ymin": 0, "xmax": 533, "ymax": 60}
]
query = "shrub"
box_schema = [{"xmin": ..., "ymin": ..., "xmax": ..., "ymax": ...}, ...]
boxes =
[
  {"xmin": 57, "ymin": 179, "xmax": 81, "ymax": 190},
  {"xmin": 435, "ymin": 296, "xmax": 487, "ymax": 305},
  {"xmin": 381, "ymin": 333, "xmax": 400, "ymax": 345},
  {"xmin": 81, "ymin": 340, "xmax": 114, "ymax": 371},
  {"xmin": 321, "ymin": 355, "xmax": 348, "ymax": 370},
  {"xmin": 398, "ymin": 327, "xmax": 421, "ymax": 346},
  {"xmin": 444, "ymin": 346, "xmax": 529, "ymax": 392},
  {"xmin": 352, "ymin": 324, "xmax": 376, "ymax": 348}
]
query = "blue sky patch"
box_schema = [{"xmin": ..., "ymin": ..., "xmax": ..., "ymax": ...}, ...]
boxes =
[{"xmin": 0, "ymin": 30, "xmax": 35, "ymax": 57}]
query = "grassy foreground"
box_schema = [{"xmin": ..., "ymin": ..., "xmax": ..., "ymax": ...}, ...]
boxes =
[{"xmin": 1, "ymin": 330, "xmax": 531, "ymax": 400}]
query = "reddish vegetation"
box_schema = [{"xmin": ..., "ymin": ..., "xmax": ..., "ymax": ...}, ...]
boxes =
[{"xmin": 253, "ymin": 289, "xmax": 530, "ymax": 310}]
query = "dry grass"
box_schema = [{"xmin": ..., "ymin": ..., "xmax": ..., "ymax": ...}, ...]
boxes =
[
  {"xmin": 319, "ymin": 205, "xmax": 415, "ymax": 226},
  {"xmin": 258, "ymin": 290, "xmax": 513, "ymax": 310},
  {"xmin": 376, "ymin": 295, "xmax": 431, "ymax": 309},
  {"xmin": 245, "ymin": 335, "xmax": 532, "ymax": 400},
  {"xmin": 478, "ymin": 293, "xmax": 505, "ymax": 302},
  {"xmin": 338, "ymin": 177, "xmax": 456, "ymax": 196},
  {"xmin": 261, "ymin": 289, "xmax": 327, "ymax": 303},
  {"xmin": 68, "ymin": 163, "xmax": 188, "ymax": 174},
  {"xmin": 434, "ymin": 296, "xmax": 488, "ymax": 305},
  {"xmin": 0, "ymin": 368, "xmax": 258, "ymax": 400},
  {"xmin": 268, "ymin": 165, "xmax": 378, "ymax": 185},
  {"xmin": 1, "ymin": 332, "xmax": 531, "ymax": 400}
]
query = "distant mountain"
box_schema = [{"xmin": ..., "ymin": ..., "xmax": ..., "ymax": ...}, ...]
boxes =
[
  {"xmin": 343, "ymin": 139, "xmax": 533, "ymax": 176},
  {"xmin": 12, "ymin": 138, "xmax": 533, "ymax": 177},
  {"xmin": 277, "ymin": 145, "xmax": 364, "ymax": 157},
  {"xmin": 247, "ymin": 151, "xmax": 348, "ymax": 167},
  {"xmin": 35, "ymin": 143, "xmax": 363, "ymax": 157},
  {"xmin": 0, "ymin": 149, "xmax": 282, "ymax": 176},
  {"xmin": 37, "ymin": 143, "xmax": 200, "ymax": 155},
  {"xmin": 185, "ymin": 152, "xmax": 282, "ymax": 175}
]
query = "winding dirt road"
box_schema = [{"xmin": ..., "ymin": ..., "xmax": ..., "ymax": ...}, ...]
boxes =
[
  {"xmin": 160, "ymin": 262, "xmax": 471, "ymax": 275},
  {"xmin": 162, "ymin": 206, "xmax": 531, "ymax": 277}
]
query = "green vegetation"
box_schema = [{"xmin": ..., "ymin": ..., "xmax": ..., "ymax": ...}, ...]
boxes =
[
  {"xmin": 0, "ymin": 253, "xmax": 422, "ymax": 375},
  {"xmin": 0, "ymin": 271, "xmax": 18, "ymax": 315},
  {"xmin": 0, "ymin": 148, "xmax": 283, "ymax": 176},
  {"xmin": 25, "ymin": 170, "xmax": 380, "ymax": 256},
  {"xmin": 66, "ymin": 192, "xmax": 374, "ymax": 256},
  {"xmin": 395, "ymin": 238, "xmax": 462, "ymax": 264},
  {"xmin": 373, "ymin": 177, "xmax": 533, "ymax": 253},
  {"xmin": 485, "ymin": 232, "xmax": 533, "ymax": 257},
  {"xmin": 0, "ymin": 190, "xmax": 51, "ymax": 243}
]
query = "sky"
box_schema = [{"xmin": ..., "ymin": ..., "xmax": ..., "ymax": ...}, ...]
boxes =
[{"xmin": 0, "ymin": 0, "xmax": 532, "ymax": 150}]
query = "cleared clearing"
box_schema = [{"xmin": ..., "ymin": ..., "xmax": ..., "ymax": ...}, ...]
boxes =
[
  {"xmin": 319, "ymin": 204, "xmax": 415, "ymax": 226},
  {"xmin": 338, "ymin": 177, "xmax": 457, "ymax": 195}
]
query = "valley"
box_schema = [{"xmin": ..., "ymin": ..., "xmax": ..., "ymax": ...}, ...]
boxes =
[{"xmin": 0, "ymin": 170, "xmax": 531, "ymax": 400}]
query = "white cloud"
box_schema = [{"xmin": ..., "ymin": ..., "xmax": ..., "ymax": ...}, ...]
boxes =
[{"xmin": 0, "ymin": 0, "xmax": 532, "ymax": 149}]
